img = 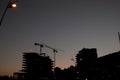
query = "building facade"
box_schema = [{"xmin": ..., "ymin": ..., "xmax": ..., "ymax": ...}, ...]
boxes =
[{"xmin": 21, "ymin": 52, "xmax": 53, "ymax": 80}]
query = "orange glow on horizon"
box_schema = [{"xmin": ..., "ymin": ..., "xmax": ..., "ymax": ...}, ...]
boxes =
[{"xmin": 0, "ymin": 72, "xmax": 12, "ymax": 76}]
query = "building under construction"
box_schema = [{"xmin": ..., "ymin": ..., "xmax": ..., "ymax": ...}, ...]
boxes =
[{"xmin": 15, "ymin": 52, "xmax": 53, "ymax": 80}]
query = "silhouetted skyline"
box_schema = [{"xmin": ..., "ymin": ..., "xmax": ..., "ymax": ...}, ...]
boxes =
[
  {"xmin": 0, "ymin": 0, "xmax": 120, "ymax": 76},
  {"xmin": 13, "ymin": 48, "xmax": 120, "ymax": 80}
]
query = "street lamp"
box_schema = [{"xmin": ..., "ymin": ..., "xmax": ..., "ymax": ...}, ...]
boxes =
[
  {"xmin": 10, "ymin": 3, "xmax": 17, "ymax": 8},
  {"xmin": 0, "ymin": 0, "xmax": 17, "ymax": 27}
]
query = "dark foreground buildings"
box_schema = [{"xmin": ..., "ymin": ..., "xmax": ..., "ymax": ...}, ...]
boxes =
[
  {"xmin": 76, "ymin": 48, "xmax": 98, "ymax": 80},
  {"xmin": 76, "ymin": 48, "xmax": 120, "ymax": 80}
]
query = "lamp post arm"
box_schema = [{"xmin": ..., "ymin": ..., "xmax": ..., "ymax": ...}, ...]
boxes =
[{"xmin": 0, "ymin": 0, "xmax": 12, "ymax": 27}]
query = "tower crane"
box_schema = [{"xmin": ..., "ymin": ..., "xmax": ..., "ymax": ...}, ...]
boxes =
[
  {"xmin": 34, "ymin": 43, "xmax": 44, "ymax": 55},
  {"xmin": 34, "ymin": 42, "xmax": 62, "ymax": 69}
]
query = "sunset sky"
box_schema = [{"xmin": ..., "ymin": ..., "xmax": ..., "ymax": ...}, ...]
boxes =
[{"xmin": 0, "ymin": 0, "xmax": 120, "ymax": 76}]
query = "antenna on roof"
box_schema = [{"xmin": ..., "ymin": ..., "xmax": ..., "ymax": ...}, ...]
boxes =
[{"xmin": 118, "ymin": 32, "xmax": 120, "ymax": 46}]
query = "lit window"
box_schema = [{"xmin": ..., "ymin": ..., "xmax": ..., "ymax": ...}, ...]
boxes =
[{"xmin": 80, "ymin": 58, "xmax": 83, "ymax": 61}]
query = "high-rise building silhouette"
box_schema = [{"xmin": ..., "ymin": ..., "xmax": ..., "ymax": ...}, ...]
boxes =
[
  {"xmin": 76, "ymin": 48, "xmax": 98, "ymax": 80},
  {"xmin": 21, "ymin": 52, "xmax": 53, "ymax": 80}
]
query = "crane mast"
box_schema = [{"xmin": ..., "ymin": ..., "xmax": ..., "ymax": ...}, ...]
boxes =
[{"xmin": 34, "ymin": 42, "xmax": 61, "ymax": 70}]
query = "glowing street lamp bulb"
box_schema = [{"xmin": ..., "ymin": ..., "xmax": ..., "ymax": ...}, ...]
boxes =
[{"xmin": 12, "ymin": 3, "xmax": 17, "ymax": 8}]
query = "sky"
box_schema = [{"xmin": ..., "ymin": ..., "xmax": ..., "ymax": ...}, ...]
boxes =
[{"xmin": 0, "ymin": 0, "xmax": 120, "ymax": 76}]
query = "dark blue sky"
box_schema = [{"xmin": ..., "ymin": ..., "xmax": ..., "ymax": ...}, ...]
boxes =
[{"xmin": 0, "ymin": 0, "xmax": 120, "ymax": 76}]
